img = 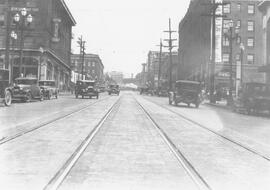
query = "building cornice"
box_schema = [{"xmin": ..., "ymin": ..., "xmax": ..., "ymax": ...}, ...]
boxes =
[
  {"xmin": 258, "ymin": 1, "xmax": 270, "ymax": 12},
  {"xmin": 59, "ymin": 0, "xmax": 76, "ymax": 26}
]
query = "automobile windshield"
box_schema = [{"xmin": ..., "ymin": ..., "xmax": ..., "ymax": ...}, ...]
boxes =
[
  {"xmin": 85, "ymin": 82, "xmax": 95, "ymax": 86},
  {"xmin": 39, "ymin": 81, "xmax": 55, "ymax": 86},
  {"xmin": 110, "ymin": 85, "xmax": 119, "ymax": 89},
  {"xmin": 176, "ymin": 83, "xmax": 200, "ymax": 91},
  {"xmin": 16, "ymin": 79, "xmax": 37, "ymax": 85}
]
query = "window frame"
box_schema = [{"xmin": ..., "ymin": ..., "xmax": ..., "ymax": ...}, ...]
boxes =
[
  {"xmin": 248, "ymin": 4, "xmax": 255, "ymax": 15},
  {"xmin": 247, "ymin": 54, "xmax": 254, "ymax": 64},
  {"xmin": 247, "ymin": 37, "xmax": 254, "ymax": 47},
  {"xmin": 247, "ymin": 20, "xmax": 254, "ymax": 32}
]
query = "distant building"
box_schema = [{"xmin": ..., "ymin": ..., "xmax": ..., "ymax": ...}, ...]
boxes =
[
  {"xmin": 0, "ymin": 0, "xmax": 76, "ymax": 90},
  {"xmin": 108, "ymin": 71, "xmax": 123, "ymax": 84},
  {"xmin": 71, "ymin": 53, "xmax": 104, "ymax": 83}
]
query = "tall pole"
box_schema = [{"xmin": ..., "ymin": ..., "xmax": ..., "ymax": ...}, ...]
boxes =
[
  {"xmin": 210, "ymin": 8, "xmax": 216, "ymax": 103},
  {"xmin": 164, "ymin": 18, "xmax": 177, "ymax": 91},
  {"xmin": 228, "ymin": 26, "xmax": 233, "ymax": 105},
  {"xmin": 5, "ymin": 1, "xmax": 11, "ymax": 71},
  {"xmin": 81, "ymin": 41, "xmax": 85, "ymax": 80},
  {"xmin": 19, "ymin": 21, "xmax": 24, "ymax": 76},
  {"xmin": 157, "ymin": 39, "xmax": 163, "ymax": 89}
]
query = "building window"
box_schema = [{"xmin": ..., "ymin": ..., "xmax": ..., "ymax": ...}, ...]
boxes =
[
  {"xmin": 223, "ymin": 3, "xmax": 231, "ymax": 14},
  {"xmin": 247, "ymin": 37, "xmax": 254, "ymax": 47},
  {"xmin": 236, "ymin": 20, "xmax": 241, "ymax": 28},
  {"xmin": 247, "ymin": 21, "xmax": 254, "ymax": 31},
  {"xmin": 247, "ymin": 54, "xmax": 254, "ymax": 64},
  {"xmin": 237, "ymin": 3, "xmax": 241, "ymax": 11},
  {"xmin": 92, "ymin": 62, "xmax": 95, "ymax": 67},
  {"xmin": 223, "ymin": 53, "xmax": 230, "ymax": 62},
  {"xmin": 248, "ymin": 4, "xmax": 255, "ymax": 14},
  {"xmin": 223, "ymin": 37, "xmax": 230, "ymax": 46}
]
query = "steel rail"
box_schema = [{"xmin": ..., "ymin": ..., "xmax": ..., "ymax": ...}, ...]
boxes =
[
  {"xmin": 135, "ymin": 97, "xmax": 212, "ymax": 190},
  {"xmin": 44, "ymin": 97, "xmax": 121, "ymax": 190},
  {"xmin": 0, "ymin": 97, "xmax": 111, "ymax": 145},
  {"xmin": 142, "ymin": 97, "xmax": 270, "ymax": 162}
]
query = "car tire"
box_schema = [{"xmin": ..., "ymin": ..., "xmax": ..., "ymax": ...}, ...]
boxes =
[
  {"xmin": 55, "ymin": 93, "xmax": 58, "ymax": 99},
  {"xmin": 26, "ymin": 92, "xmax": 32, "ymax": 103},
  {"xmin": 4, "ymin": 90, "xmax": 12, "ymax": 106}
]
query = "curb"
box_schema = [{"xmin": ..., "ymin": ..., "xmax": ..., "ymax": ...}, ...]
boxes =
[{"xmin": 204, "ymin": 102, "xmax": 232, "ymax": 110}]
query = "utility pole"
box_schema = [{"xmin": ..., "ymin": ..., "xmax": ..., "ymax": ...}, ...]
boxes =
[
  {"xmin": 164, "ymin": 18, "xmax": 177, "ymax": 91},
  {"xmin": 156, "ymin": 39, "xmax": 163, "ymax": 90},
  {"xmin": 77, "ymin": 36, "xmax": 86, "ymax": 80},
  {"xmin": 4, "ymin": 1, "xmax": 11, "ymax": 71},
  {"xmin": 202, "ymin": 0, "xmax": 227, "ymax": 103}
]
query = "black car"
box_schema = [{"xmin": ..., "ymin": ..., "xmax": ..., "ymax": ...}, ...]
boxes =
[
  {"xmin": 12, "ymin": 77, "xmax": 43, "ymax": 102},
  {"xmin": 108, "ymin": 84, "xmax": 120, "ymax": 95},
  {"xmin": 169, "ymin": 80, "xmax": 201, "ymax": 108},
  {"xmin": 0, "ymin": 69, "xmax": 12, "ymax": 106},
  {"xmin": 75, "ymin": 80, "xmax": 99, "ymax": 99}
]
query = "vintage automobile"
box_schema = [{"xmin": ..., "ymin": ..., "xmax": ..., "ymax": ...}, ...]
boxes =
[
  {"xmin": 38, "ymin": 80, "xmax": 58, "ymax": 99},
  {"xmin": 75, "ymin": 80, "xmax": 99, "ymax": 99},
  {"xmin": 234, "ymin": 82, "xmax": 270, "ymax": 114},
  {"xmin": 169, "ymin": 80, "xmax": 201, "ymax": 108},
  {"xmin": 108, "ymin": 84, "xmax": 120, "ymax": 95},
  {"xmin": 12, "ymin": 77, "xmax": 43, "ymax": 102},
  {"xmin": 0, "ymin": 69, "xmax": 12, "ymax": 106}
]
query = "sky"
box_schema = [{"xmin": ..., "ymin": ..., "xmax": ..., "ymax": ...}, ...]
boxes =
[{"xmin": 65, "ymin": 0, "xmax": 191, "ymax": 77}]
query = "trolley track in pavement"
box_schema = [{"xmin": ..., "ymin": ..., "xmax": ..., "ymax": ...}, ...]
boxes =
[
  {"xmin": 44, "ymin": 97, "xmax": 121, "ymax": 190},
  {"xmin": 141, "ymin": 96, "xmax": 270, "ymax": 162},
  {"xmin": 134, "ymin": 97, "xmax": 212, "ymax": 190},
  {"xmin": 0, "ymin": 96, "xmax": 111, "ymax": 146}
]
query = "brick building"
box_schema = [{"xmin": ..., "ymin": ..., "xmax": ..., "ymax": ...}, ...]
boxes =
[
  {"xmin": 71, "ymin": 53, "xmax": 104, "ymax": 82},
  {"xmin": 0, "ymin": 0, "xmax": 75, "ymax": 90},
  {"xmin": 178, "ymin": 0, "xmax": 211, "ymax": 82},
  {"xmin": 218, "ymin": 0, "xmax": 264, "ymax": 91}
]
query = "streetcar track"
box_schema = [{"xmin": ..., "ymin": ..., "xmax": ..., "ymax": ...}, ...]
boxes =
[
  {"xmin": 0, "ymin": 96, "xmax": 111, "ymax": 146},
  {"xmin": 44, "ymin": 97, "xmax": 121, "ymax": 190},
  {"xmin": 135, "ymin": 97, "xmax": 212, "ymax": 190},
  {"xmin": 141, "ymin": 96, "xmax": 270, "ymax": 162}
]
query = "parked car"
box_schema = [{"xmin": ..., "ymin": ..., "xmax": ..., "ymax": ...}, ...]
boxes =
[
  {"xmin": 38, "ymin": 80, "xmax": 58, "ymax": 99},
  {"xmin": 12, "ymin": 77, "xmax": 43, "ymax": 102},
  {"xmin": 108, "ymin": 84, "xmax": 120, "ymax": 95},
  {"xmin": 75, "ymin": 80, "xmax": 99, "ymax": 99},
  {"xmin": 0, "ymin": 69, "xmax": 12, "ymax": 106},
  {"xmin": 169, "ymin": 80, "xmax": 202, "ymax": 108},
  {"xmin": 234, "ymin": 82, "xmax": 270, "ymax": 114}
]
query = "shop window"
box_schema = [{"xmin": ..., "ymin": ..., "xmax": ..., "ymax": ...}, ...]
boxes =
[{"xmin": 237, "ymin": 3, "xmax": 241, "ymax": 11}]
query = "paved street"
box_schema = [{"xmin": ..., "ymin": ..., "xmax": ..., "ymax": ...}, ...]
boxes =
[{"xmin": 0, "ymin": 92, "xmax": 270, "ymax": 190}]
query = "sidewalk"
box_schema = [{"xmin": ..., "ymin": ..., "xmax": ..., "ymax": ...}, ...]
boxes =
[
  {"xmin": 204, "ymin": 99, "xmax": 231, "ymax": 110},
  {"xmin": 58, "ymin": 91, "xmax": 73, "ymax": 96}
]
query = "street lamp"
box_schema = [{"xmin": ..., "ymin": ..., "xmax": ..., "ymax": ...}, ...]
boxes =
[
  {"xmin": 223, "ymin": 20, "xmax": 240, "ymax": 106},
  {"xmin": 10, "ymin": 31, "xmax": 17, "ymax": 83},
  {"xmin": 240, "ymin": 43, "xmax": 245, "ymax": 84},
  {"xmin": 13, "ymin": 8, "xmax": 33, "ymax": 77},
  {"xmin": 39, "ymin": 47, "xmax": 44, "ymax": 80}
]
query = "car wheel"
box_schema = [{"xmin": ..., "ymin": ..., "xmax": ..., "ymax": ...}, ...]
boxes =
[
  {"xmin": 4, "ymin": 90, "xmax": 12, "ymax": 106},
  {"xmin": 26, "ymin": 92, "xmax": 32, "ymax": 103},
  {"xmin": 55, "ymin": 93, "xmax": 58, "ymax": 99},
  {"xmin": 40, "ymin": 94, "xmax": 44, "ymax": 101}
]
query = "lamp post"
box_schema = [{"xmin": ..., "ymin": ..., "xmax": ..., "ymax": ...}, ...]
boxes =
[
  {"xmin": 10, "ymin": 31, "xmax": 17, "ymax": 83},
  {"xmin": 224, "ymin": 20, "xmax": 240, "ymax": 105},
  {"xmin": 13, "ymin": 8, "xmax": 33, "ymax": 77},
  {"xmin": 39, "ymin": 47, "xmax": 44, "ymax": 80},
  {"xmin": 240, "ymin": 43, "xmax": 245, "ymax": 84}
]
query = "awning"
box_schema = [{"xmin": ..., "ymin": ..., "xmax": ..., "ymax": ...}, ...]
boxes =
[{"xmin": 258, "ymin": 65, "xmax": 270, "ymax": 73}]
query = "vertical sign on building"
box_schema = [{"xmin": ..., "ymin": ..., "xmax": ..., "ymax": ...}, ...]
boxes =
[{"xmin": 215, "ymin": 0, "xmax": 223, "ymax": 63}]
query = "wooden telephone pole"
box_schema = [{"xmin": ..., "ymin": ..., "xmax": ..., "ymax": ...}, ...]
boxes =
[
  {"xmin": 77, "ymin": 36, "xmax": 86, "ymax": 80},
  {"xmin": 163, "ymin": 18, "xmax": 177, "ymax": 91}
]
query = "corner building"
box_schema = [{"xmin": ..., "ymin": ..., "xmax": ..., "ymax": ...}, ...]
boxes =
[{"xmin": 0, "ymin": 0, "xmax": 75, "ymax": 90}]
